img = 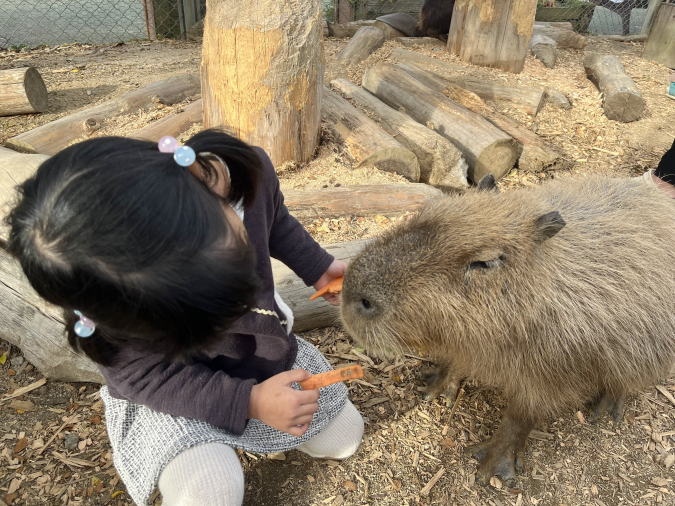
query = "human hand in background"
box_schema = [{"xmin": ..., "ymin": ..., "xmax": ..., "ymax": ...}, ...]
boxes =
[{"xmin": 312, "ymin": 260, "xmax": 347, "ymax": 306}]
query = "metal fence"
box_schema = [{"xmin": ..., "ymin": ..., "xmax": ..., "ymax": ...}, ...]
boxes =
[{"xmin": 0, "ymin": 0, "xmax": 205, "ymax": 49}]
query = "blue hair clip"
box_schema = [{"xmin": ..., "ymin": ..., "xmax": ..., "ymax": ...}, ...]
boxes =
[
  {"xmin": 74, "ymin": 310, "xmax": 96, "ymax": 338},
  {"xmin": 158, "ymin": 136, "xmax": 196, "ymax": 167}
]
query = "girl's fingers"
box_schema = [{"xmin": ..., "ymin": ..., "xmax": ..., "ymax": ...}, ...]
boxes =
[
  {"xmin": 293, "ymin": 414, "xmax": 314, "ymax": 426},
  {"xmin": 287, "ymin": 423, "xmax": 309, "ymax": 437},
  {"xmin": 296, "ymin": 389, "xmax": 320, "ymax": 404},
  {"xmin": 296, "ymin": 403, "xmax": 319, "ymax": 417}
]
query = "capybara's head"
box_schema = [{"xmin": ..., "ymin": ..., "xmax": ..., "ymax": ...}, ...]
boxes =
[{"xmin": 340, "ymin": 182, "xmax": 565, "ymax": 359}]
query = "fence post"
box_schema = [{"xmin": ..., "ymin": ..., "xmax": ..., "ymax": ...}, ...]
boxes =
[
  {"xmin": 142, "ymin": 0, "xmax": 157, "ymax": 40},
  {"xmin": 337, "ymin": 0, "xmax": 355, "ymax": 23}
]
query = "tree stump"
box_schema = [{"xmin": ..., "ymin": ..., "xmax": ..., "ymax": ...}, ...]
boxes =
[
  {"xmin": 447, "ymin": 0, "xmax": 538, "ymax": 74},
  {"xmin": 362, "ymin": 63, "xmax": 518, "ymax": 183},
  {"xmin": 0, "ymin": 68, "xmax": 48, "ymax": 117},
  {"xmin": 201, "ymin": 0, "xmax": 323, "ymax": 166},
  {"xmin": 322, "ymin": 87, "xmax": 420, "ymax": 181},
  {"xmin": 583, "ymin": 52, "xmax": 644, "ymax": 123},
  {"xmin": 642, "ymin": 2, "xmax": 675, "ymax": 69}
]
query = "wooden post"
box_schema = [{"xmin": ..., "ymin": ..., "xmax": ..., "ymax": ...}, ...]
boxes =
[
  {"xmin": 447, "ymin": 0, "xmax": 538, "ymax": 74},
  {"xmin": 642, "ymin": 2, "xmax": 675, "ymax": 69},
  {"xmin": 0, "ymin": 68, "xmax": 48, "ymax": 117},
  {"xmin": 201, "ymin": 0, "xmax": 323, "ymax": 166},
  {"xmin": 337, "ymin": 0, "xmax": 355, "ymax": 23},
  {"xmin": 142, "ymin": 0, "xmax": 157, "ymax": 40},
  {"xmin": 640, "ymin": 0, "xmax": 663, "ymax": 35}
]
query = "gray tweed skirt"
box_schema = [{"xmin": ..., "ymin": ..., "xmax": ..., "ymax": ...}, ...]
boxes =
[{"xmin": 100, "ymin": 336, "xmax": 348, "ymax": 506}]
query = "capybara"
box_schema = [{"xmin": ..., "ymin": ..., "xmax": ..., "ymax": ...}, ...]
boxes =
[
  {"xmin": 413, "ymin": 0, "xmax": 455, "ymax": 42},
  {"xmin": 340, "ymin": 175, "xmax": 675, "ymax": 485}
]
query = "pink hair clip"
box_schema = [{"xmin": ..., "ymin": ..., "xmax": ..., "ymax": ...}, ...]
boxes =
[
  {"xmin": 74, "ymin": 310, "xmax": 96, "ymax": 338},
  {"xmin": 158, "ymin": 136, "xmax": 196, "ymax": 167}
]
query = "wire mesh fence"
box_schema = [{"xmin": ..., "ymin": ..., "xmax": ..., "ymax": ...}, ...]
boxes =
[{"xmin": 0, "ymin": 0, "xmax": 205, "ymax": 50}]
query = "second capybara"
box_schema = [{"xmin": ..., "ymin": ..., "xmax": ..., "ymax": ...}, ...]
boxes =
[
  {"xmin": 413, "ymin": 0, "xmax": 455, "ymax": 42},
  {"xmin": 340, "ymin": 175, "xmax": 675, "ymax": 485}
]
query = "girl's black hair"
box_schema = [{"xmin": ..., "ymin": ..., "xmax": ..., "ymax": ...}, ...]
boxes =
[
  {"xmin": 5, "ymin": 129, "xmax": 263, "ymax": 366},
  {"xmin": 654, "ymin": 138, "xmax": 675, "ymax": 185}
]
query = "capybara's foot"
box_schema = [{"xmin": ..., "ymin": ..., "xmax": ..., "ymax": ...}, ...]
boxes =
[
  {"xmin": 469, "ymin": 439, "xmax": 519, "ymax": 487},
  {"xmin": 588, "ymin": 392, "xmax": 624, "ymax": 425},
  {"xmin": 419, "ymin": 365, "xmax": 461, "ymax": 407}
]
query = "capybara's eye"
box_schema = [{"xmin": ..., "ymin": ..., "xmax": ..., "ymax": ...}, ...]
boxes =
[{"xmin": 361, "ymin": 299, "xmax": 371, "ymax": 310}]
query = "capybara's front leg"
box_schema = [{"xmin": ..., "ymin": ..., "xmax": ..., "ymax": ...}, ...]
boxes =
[
  {"xmin": 420, "ymin": 362, "xmax": 463, "ymax": 407},
  {"xmin": 470, "ymin": 408, "xmax": 534, "ymax": 487},
  {"xmin": 588, "ymin": 390, "xmax": 625, "ymax": 425}
]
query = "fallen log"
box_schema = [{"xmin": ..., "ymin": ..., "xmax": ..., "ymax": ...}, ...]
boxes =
[
  {"xmin": 336, "ymin": 26, "xmax": 385, "ymax": 68},
  {"xmin": 604, "ymin": 34, "xmax": 647, "ymax": 42},
  {"xmin": 362, "ymin": 63, "xmax": 518, "ymax": 182},
  {"xmin": 330, "ymin": 78, "xmax": 468, "ymax": 191},
  {"xmin": 529, "ymin": 34, "xmax": 558, "ymax": 69},
  {"xmin": 327, "ymin": 20, "xmax": 377, "ymax": 38},
  {"xmin": 583, "ymin": 52, "xmax": 644, "ymax": 123},
  {"xmin": 534, "ymin": 21, "xmax": 573, "ymax": 31},
  {"xmin": 374, "ymin": 21, "xmax": 406, "ymax": 40},
  {"xmin": 0, "ymin": 68, "xmax": 48, "ymax": 117},
  {"xmin": 375, "ymin": 13, "xmax": 418, "ymax": 37},
  {"xmin": 0, "ymin": 236, "xmax": 373, "ymax": 383},
  {"xmin": 531, "ymin": 25, "xmax": 586, "ymax": 49},
  {"xmin": 394, "ymin": 37, "xmax": 446, "ymax": 48},
  {"xmin": 129, "ymin": 99, "xmax": 202, "ymax": 142},
  {"xmin": 5, "ymin": 75, "xmax": 200, "ymax": 155},
  {"xmin": 390, "ymin": 49, "xmax": 545, "ymax": 116},
  {"xmin": 440, "ymin": 84, "xmax": 562, "ymax": 172},
  {"xmin": 322, "ymin": 86, "xmax": 420, "ymax": 181},
  {"xmin": 283, "ymin": 184, "xmax": 443, "ymax": 222}
]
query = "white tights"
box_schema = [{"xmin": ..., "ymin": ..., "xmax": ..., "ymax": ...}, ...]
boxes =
[{"xmin": 158, "ymin": 401, "xmax": 364, "ymax": 506}]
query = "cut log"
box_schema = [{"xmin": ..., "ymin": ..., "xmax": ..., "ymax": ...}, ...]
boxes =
[
  {"xmin": 322, "ymin": 87, "xmax": 420, "ymax": 181},
  {"xmin": 534, "ymin": 21, "xmax": 573, "ymax": 30},
  {"xmin": 583, "ymin": 52, "xmax": 644, "ymax": 123},
  {"xmin": 529, "ymin": 34, "xmax": 558, "ymax": 69},
  {"xmin": 544, "ymin": 87, "xmax": 571, "ymax": 109},
  {"xmin": 374, "ymin": 20, "xmax": 406, "ymax": 40},
  {"xmin": 642, "ymin": 2, "xmax": 675, "ymax": 69},
  {"xmin": 447, "ymin": 0, "xmax": 538, "ymax": 74},
  {"xmin": 362, "ymin": 63, "xmax": 518, "ymax": 182},
  {"xmin": 531, "ymin": 24, "xmax": 586, "ymax": 49},
  {"xmin": 440, "ymin": 84, "xmax": 561, "ymax": 172},
  {"xmin": 336, "ymin": 26, "xmax": 385, "ymax": 67},
  {"xmin": 5, "ymin": 75, "xmax": 200, "ymax": 155},
  {"xmin": 283, "ymin": 184, "xmax": 443, "ymax": 222},
  {"xmin": 129, "ymin": 99, "xmax": 202, "ymax": 142},
  {"xmin": 0, "ymin": 68, "xmax": 48, "ymax": 117},
  {"xmin": 394, "ymin": 37, "xmax": 446, "ymax": 48},
  {"xmin": 604, "ymin": 34, "xmax": 647, "ymax": 42},
  {"xmin": 0, "ymin": 147, "xmax": 50, "ymax": 244},
  {"xmin": 330, "ymin": 78, "xmax": 468, "ymax": 191},
  {"xmin": 327, "ymin": 20, "xmax": 377, "ymax": 38},
  {"xmin": 201, "ymin": 0, "xmax": 323, "ymax": 166},
  {"xmin": 390, "ymin": 49, "xmax": 546, "ymax": 116},
  {"xmin": 375, "ymin": 13, "xmax": 418, "ymax": 37}
]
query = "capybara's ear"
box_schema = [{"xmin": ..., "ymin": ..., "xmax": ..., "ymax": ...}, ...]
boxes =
[
  {"xmin": 533, "ymin": 211, "xmax": 566, "ymax": 243},
  {"xmin": 477, "ymin": 174, "xmax": 499, "ymax": 193}
]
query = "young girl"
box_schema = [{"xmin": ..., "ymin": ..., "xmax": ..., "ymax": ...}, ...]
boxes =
[{"xmin": 6, "ymin": 130, "xmax": 364, "ymax": 506}]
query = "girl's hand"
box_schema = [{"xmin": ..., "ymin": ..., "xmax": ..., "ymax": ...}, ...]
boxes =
[
  {"xmin": 248, "ymin": 370, "xmax": 320, "ymax": 437},
  {"xmin": 313, "ymin": 260, "xmax": 347, "ymax": 306}
]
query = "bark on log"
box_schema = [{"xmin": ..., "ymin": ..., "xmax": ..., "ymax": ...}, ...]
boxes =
[
  {"xmin": 330, "ymin": 78, "xmax": 468, "ymax": 191},
  {"xmin": 0, "ymin": 237, "xmax": 373, "ymax": 383},
  {"xmin": 374, "ymin": 20, "xmax": 406, "ymax": 40},
  {"xmin": 375, "ymin": 13, "xmax": 418, "ymax": 37},
  {"xmin": 5, "ymin": 75, "xmax": 200, "ymax": 155},
  {"xmin": 531, "ymin": 24, "xmax": 586, "ymax": 49},
  {"xmin": 0, "ymin": 147, "xmax": 50, "ymax": 244},
  {"xmin": 327, "ymin": 20, "xmax": 376, "ymax": 38},
  {"xmin": 129, "ymin": 99, "xmax": 203, "ymax": 142},
  {"xmin": 440, "ymin": 84, "xmax": 561, "ymax": 172},
  {"xmin": 201, "ymin": 0, "xmax": 323, "ymax": 166},
  {"xmin": 283, "ymin": 184, "xmax": 443, "ymax": 222},
  {"xmin": 362, "ymin": 63, "xmax": 518, "ymax": 182},
  {"xmin": 394, "ymin": 37, "xmax": 446, "ymax": 48},
  {"xmin": 322, "ymin": 87, "xmax": 420, "ymax": 181},
  {"xmin": 336, "ymin": 26, "xmax": 385, "ymax": 67},
  {"xmin": 0, "ymin": 68, "xmax": 48, "ymax": 117},
  {"xmin": 390, "ymin": 49, "xmax": 545, "ymax": 116},
  {"xmin": 529, "ymin": 34, "xmax": 558, "ymax": 69},
  {"xmin": 583, "ymin": 52, "xmax": 644, "ymax": 123},
  {"xmin": 447, "ymin": 0, "xmax": 538, "ymax": 74}
]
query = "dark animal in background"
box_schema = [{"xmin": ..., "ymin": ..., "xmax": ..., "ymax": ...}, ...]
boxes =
[
  {"xmin": 341, "ymin": 175, "xmax": 675, "ymax": 486},
  {"xmin": 414, "ymin": 0, "xmax": 455, "ymax": 42}
]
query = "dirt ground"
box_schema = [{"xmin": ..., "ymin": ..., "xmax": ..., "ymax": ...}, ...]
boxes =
[{"xmin": 1, "ymin": 32, "xmax": 674, "ymax": 506}]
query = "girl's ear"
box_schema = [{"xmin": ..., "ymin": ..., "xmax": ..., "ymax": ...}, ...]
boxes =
[{"xmin": 533, "ymin": 211, "xmax": 566, "ymax": 244}]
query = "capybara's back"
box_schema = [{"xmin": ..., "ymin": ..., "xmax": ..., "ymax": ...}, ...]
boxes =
[{"xmin": 342, "ymin": 176, "xmax": 675, "ymax": 420}]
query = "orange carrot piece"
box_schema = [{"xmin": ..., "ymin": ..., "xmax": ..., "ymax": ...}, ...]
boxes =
[
  {"xmin": 299, "ymin": 365, "xmax": 364, "ymax": 390},
  {"xmin": 309, "ymin": 277, "xmax": 344, "ymax": 301}
]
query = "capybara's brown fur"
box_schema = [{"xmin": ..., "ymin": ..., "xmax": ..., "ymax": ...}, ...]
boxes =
[
  {"xmin": 341, "ymin": 176, "xmax": 675, "ymax": 484},
  {"xmin": 413, "ymin": 0, "xmax": 455, "ymax": 42}
]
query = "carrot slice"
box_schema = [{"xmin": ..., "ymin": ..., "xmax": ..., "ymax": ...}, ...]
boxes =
[
  {"xmin": 299, "ymin": 365, "xmax": 364, "ymax": 390},
  {"xmin": 309, "ymin": 276, "xmax": 344, "ymax": 301}
]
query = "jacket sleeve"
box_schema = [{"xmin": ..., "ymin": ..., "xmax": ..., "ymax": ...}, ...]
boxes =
[
  {"xmin": 99, "ymin": 348, "xmax": 255, "ymax": 434},
  {"xmin": 255, "ymin": 148, "xmax": 334, "ymax": 286}
]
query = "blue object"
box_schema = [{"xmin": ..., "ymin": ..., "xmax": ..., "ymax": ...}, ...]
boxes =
[
  {"xmin": 174, "ymin": 145, "xmax": 196, "ymax": 167},
  {"xmin": 669, "ymin": 83, "xmax": 675, "ymax": 97}
]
